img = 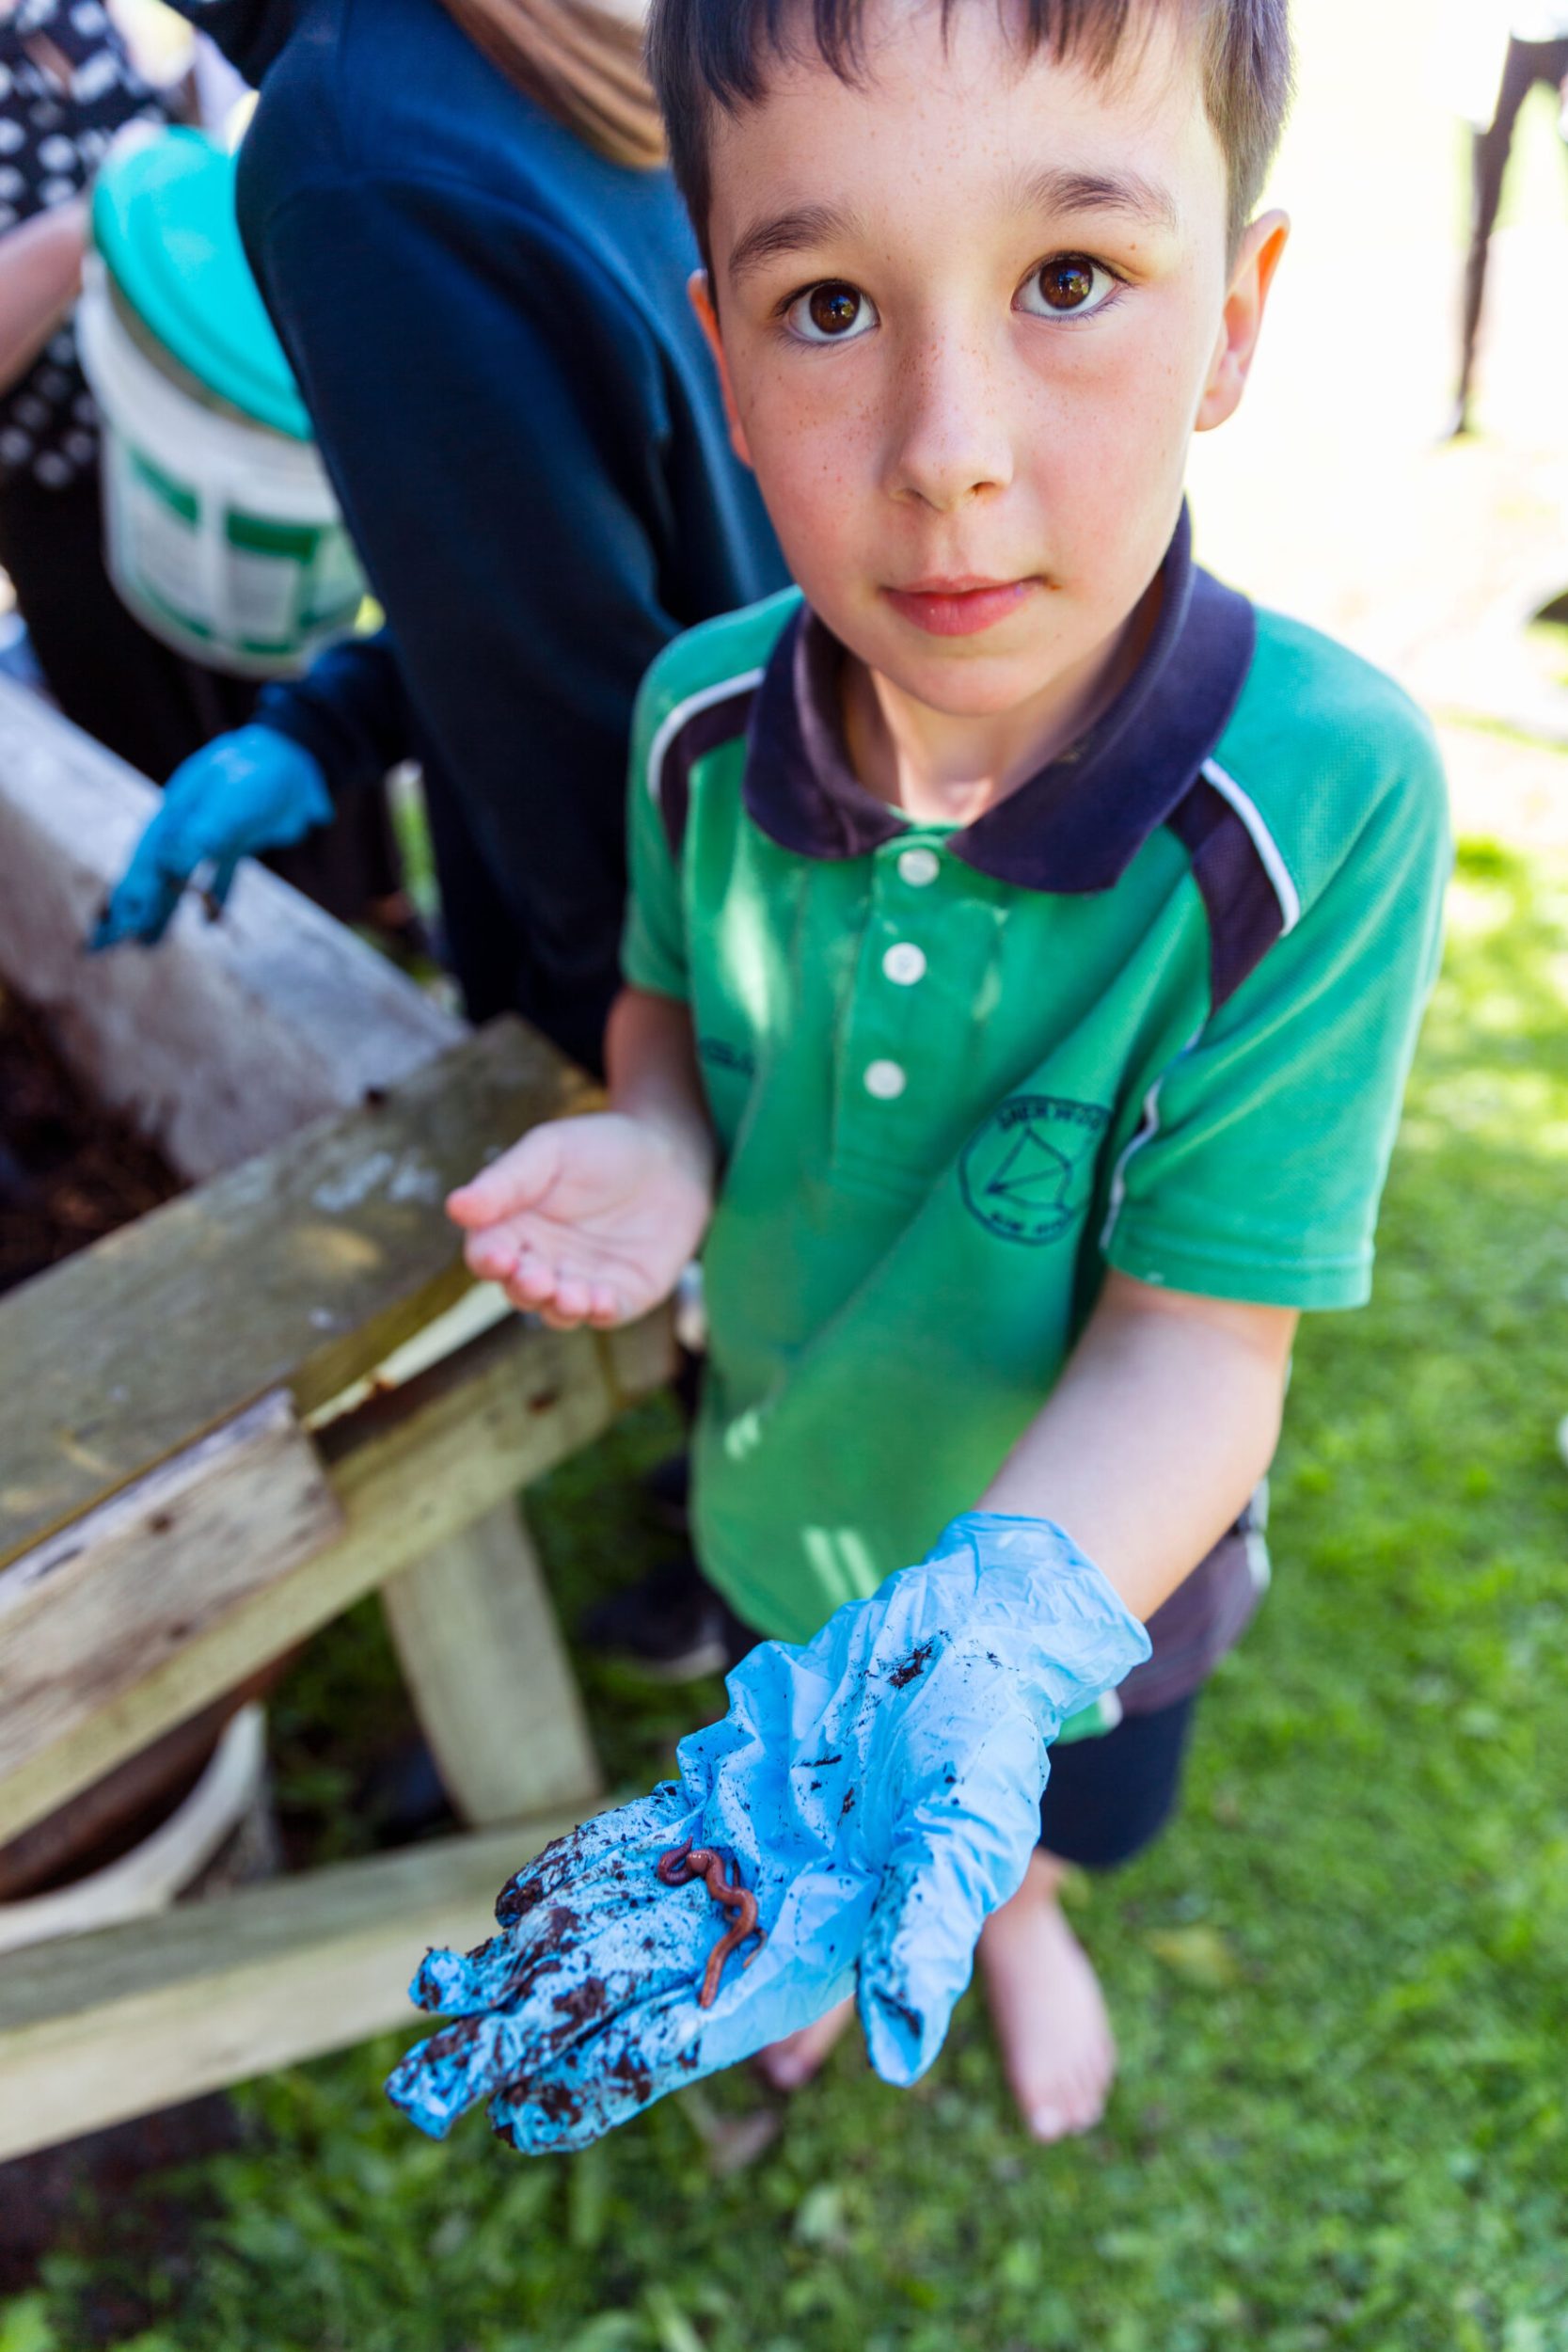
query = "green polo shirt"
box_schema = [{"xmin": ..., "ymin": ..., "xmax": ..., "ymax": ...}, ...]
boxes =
[{"xmin": 623, "ymin": 512, "xmax": 1450, "ymax": 1656}]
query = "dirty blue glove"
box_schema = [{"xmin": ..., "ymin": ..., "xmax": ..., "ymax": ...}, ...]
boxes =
[
  {"xmin": 90, "ymin": 723, "xmax": 332, "ymax": 948},
  {"xmin": 387, "ymin": 1512, "xmax": 1150, "ymax": 2152}
]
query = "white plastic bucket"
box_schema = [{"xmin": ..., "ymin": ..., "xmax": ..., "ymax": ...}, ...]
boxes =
[
  {"xmin": 77, "ymin": 260, "xmax": 364, "ymax": 677},
  {"xmin": 0, "ymin": 1705, "xmax": 269, "ymax": 1954}
]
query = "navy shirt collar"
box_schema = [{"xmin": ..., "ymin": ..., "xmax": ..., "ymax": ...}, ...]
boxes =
[{"xmin": 742, "ymin": 504, "xmax": 1257, "ymax": 893}]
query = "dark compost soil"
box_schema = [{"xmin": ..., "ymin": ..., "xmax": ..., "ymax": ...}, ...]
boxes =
[
  {"xmin": 0, "ymin": 985, "xmax": 182, "ymax": 1297},
  {"xmin": 0, "ymin": 987, "xmax": 230, "ymax": 2289}
]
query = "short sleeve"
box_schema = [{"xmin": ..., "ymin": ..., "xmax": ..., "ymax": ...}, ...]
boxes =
[
  {"xmin": 1104, "ymin": 736, "xmax": 1451, "ymax": 1311},
  {"xmin": 620, "ymin": 665, "xmax": 689, "ymax": 1003}
]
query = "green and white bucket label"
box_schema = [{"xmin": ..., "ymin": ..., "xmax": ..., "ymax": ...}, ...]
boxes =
[{"xmin": 103, "ymin": 433, "xmax": 362, "ymax": 673}]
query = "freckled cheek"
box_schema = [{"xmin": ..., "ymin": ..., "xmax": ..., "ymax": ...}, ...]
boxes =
[
  {"xmin": 1024, "ymin": 350, "xmax": 1196, "ymax": 501},
  {"xmin": 741, "ymin": 378, "xmax": 886, "ymax": 560},
  {"xmin": 1006, "ymin": 378, "xmax": 1188, "ymax": 608}
]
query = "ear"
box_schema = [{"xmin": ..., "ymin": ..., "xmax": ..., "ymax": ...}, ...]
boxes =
[
  {"xmin": 688, "ymin": 269, "xmax": 753, "ymax": 469},
  {"xmin": 1196, "ymin": 210, "xmax": 1290, "ymax": 434}
]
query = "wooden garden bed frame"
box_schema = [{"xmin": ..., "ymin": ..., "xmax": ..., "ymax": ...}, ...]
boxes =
[{"xmin": 0, "ymin": 682, "xmax": 670, "ymax": 2162}]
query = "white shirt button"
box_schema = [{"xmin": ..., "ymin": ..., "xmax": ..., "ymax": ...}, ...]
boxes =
[
  {"xmin": 863, "ymin": 1059, "xmax": 908, "ymax": 1100},
  {"xmin": 897, "ymin": 847, "xmax": 940, "ymax": 887},
  {"xmin": 882, "ymin": 942, "xmax": 927, "ymax": 986}
]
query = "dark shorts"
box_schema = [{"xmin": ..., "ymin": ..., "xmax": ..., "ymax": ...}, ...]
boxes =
[
  {"xmin": 1040, "ymin": 1692, "xmax": 1197, "ymax": 1870},
  {"xmin": 720, "ymin": 1602, "xmax": 1196, "ymax": 1878}
]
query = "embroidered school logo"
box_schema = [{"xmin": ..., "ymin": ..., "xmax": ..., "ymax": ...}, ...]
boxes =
[
  {"xmin": 959, "ymin": 1095, "xmax": 1110, "ymax": 1246},
  {"xmin": 697, "ymin": 1036, "xmax": 755, "ymax": 1079}
]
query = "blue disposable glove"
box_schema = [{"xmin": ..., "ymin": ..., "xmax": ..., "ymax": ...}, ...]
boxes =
[
  {"xmin": 387, "ymin": 1512, "xmax": 1150, "ymax": 2152},
  {"xmin": 90, "ymin": 724, "xmax": 333, "ymax": 948}
]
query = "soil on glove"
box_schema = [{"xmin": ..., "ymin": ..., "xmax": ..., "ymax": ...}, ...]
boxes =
[{"xmin": 0, "ymin": 985, "xmax": 182, "ymax": 1297}]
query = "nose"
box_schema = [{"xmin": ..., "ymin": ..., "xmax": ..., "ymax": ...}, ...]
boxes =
[{"xmin": 882, "ymin": 325, "xmax": 1015, "ymax": 513}]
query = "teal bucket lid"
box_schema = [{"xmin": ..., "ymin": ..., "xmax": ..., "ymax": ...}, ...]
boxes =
[{"xmin": 91, "ymin": 128, "xmax": 311, "ymax": 441}]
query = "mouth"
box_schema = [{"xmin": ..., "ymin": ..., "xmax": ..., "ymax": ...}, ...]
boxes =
[{"xmin": 880, "ymin": 576, "xmax": 1039, "ymax": 640}]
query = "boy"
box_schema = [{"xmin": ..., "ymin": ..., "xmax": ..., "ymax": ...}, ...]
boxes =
[{"xmin": 388, "ymin": 0, "xmax": 1449, "ymax": 2153}]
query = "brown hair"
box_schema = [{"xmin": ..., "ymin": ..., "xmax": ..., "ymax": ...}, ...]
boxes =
[
  {"xmin": 648, "ymin": 0, "xmax": 1293, "ymax": 259},
  {"xmin": 440, "ymin": 0, "xmax": 665, "ymax": 168}
]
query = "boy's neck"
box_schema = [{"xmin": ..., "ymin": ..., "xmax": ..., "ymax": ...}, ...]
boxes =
[{"xmin": 841, "ymin": 580, "xmax": 1162, "ymax": 831}]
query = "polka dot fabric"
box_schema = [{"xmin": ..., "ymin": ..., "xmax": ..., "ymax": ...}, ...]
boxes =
[{"xmin": 0, "ymin": 0, "xmax": 166, "ymax": 488}]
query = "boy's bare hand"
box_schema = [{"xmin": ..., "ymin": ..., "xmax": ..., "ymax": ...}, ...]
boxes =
[{"xmin": 447, "ymin": 1113, "xmax": 713, "ymax": 1329}]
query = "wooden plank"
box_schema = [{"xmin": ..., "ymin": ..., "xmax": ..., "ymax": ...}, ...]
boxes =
[
  {"xmin": 0, "ymin": 1310, "xmax": 671, "ymax": 1847},
  {"xmin": 0, "ymin": 675, "xmax": 462, "ymax": 1183},
  {"xmin": 304, "ymin": 1281, "xmax": 515, "ymax": 1433},
  {"xmin": 603, "ymin": 1305, "xmax": 682, "ymax": 1406},
  {"xmin": 0, "ymin": 1814, "xmax": 578, "ymax": 2161},
  {"xmin": 0, "ymin": 1395, "xmax": 341, "ymax": 1788},
  {"xmin": 0, "ymin": 1016, "xmax": 595, "ymax": 1568},
  {"xmin": 381, "ymin": 1500, "xmax": 602, "ymax": 1826}
]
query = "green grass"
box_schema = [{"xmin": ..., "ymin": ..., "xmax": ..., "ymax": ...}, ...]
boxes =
[{"xmin": 8, "ymin": 834, "xmax": 1568, "ymax": 2352}]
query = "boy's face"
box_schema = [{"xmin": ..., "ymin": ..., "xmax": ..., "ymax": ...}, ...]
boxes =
[{"xmin": 695, "ymin": 0, "xmax": 1286, "ymax": 724}]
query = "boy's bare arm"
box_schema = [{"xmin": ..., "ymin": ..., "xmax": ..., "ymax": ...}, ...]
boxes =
[
  {"xmin": 447, "ymin": 987, "xmax": 715, "ymax": 1327},
  {"xmin": 603, "ymin": 985, "xmax": 714, "ymax": 1170},
  {"xmin": 979, "ymin": 1271, "xmax": 1297, "ymax": 1625}
]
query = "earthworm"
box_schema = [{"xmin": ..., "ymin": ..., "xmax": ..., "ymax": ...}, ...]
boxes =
[{"xmin": 656, "ymin": 1839, "xmax": 765, "ymax": 2008}]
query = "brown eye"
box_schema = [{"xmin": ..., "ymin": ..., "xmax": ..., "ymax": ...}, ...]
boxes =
[
  {"xmin": 1017, "ymin": 254, "xmax": 1117, "ymax": 323},
  {"xmin": 788, "ymin": 281, "xmax": 879, "ymax": 343},
  {"xmin": 809, "ymin": 283, "xmax": 863, "ymax": 335},
  {"xmin": 1037, "ymin": 257, "xmax": 1096, "ymax": 310}
]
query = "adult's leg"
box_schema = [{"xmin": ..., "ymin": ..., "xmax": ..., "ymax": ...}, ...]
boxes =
[
  {"xmin": 421, "ymin": 755, "xmax": 539, "ymax": 1025},
  {"xmin": 1456, "ymin": 40, "xmax": 1550, "ymax": 431}
]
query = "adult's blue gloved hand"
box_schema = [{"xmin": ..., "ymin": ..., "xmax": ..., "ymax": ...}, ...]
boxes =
[
  {"xmin": 90, "ymin": 724, "xmax": 333, "ymax": 949},
  {"xmin": 387, "ymin": 1512, "xmax": 1150, "ymax": 2152}
]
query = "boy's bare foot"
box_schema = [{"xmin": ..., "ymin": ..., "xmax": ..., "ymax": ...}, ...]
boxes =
[
  {"xmin": 754, "ymin": 1994, "xmax": 855, "ymax": 2091},
  {"xmin": 979, "ymin": 1850, "xmax": 1116, "ymax": 2143}
]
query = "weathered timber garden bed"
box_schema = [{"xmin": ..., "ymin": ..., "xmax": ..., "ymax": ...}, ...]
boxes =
[{"xmin": 0, "ymin": 676, "xmax": 672, "ymax": 2165}]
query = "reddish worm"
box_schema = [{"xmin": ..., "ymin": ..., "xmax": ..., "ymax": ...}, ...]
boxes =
[{"xmin": 656, "ymin": 1839, "xmax": 765, "ymax": 2007}]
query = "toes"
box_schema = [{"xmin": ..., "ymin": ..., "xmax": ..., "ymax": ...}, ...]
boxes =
[
  {"xmin": 1025, "ymin": 2078, "xmax": 1106, "ymax": 2144},
  {"xmin": 753, "ymin": 2000, "xmax": 855, "ymax": 2093},
  {"xmin": 1057, "ymin": 2051, "xmax": 1116, "ymax": 2137},
  {"xmin": 754, "ymin": 2042, "xmax": 828, "ymax": 2094},
  {"xmin": 753, "ymin": 2046, "xmax": 812, "ymax": 2093},
  {"xmin": 1065, "ymin": 2078, "xmax": 1108, "ymax": 2136},
  {"xmin": 1013, "ymin": 2026, "xmax": 1117, "ymax": 2144}
]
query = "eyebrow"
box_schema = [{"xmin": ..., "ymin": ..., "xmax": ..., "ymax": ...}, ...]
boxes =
[
  {"xmin": 1020, "ymin": 166, "xmax": 1181, "ymax": 235},
  {"xmin": 726, "ymin": 203, "xmax": 863, "ymax": 288},
  {"xmin": 723, "ymin": 165, "xmax": 1180, "ymax": 291}
]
